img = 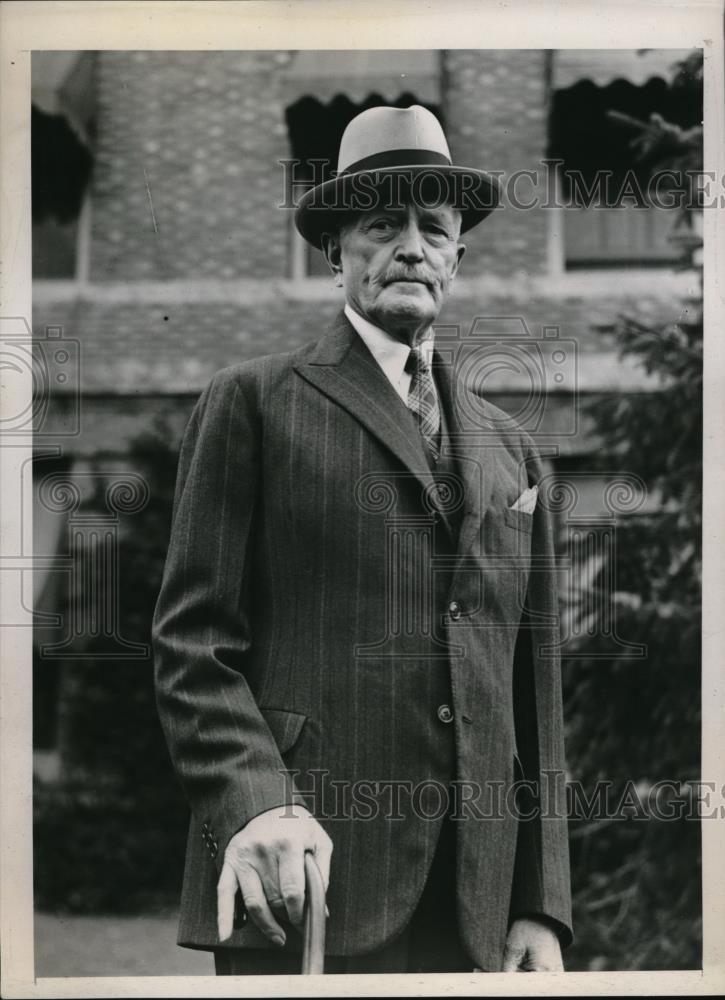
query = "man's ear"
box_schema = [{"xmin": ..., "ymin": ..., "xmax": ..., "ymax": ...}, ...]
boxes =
[
  {"xmin": 452, "ymin": 242, "xmax": 466, "ymax": 279},
  {"xmin": 321, "ymin": 231, "xmax": 343, "ymax": 278}
]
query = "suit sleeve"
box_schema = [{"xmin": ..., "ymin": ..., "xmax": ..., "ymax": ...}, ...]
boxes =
[
  {"xmin": 508, "ymin": 440, "xmax": 573, "ymax": 946},
  {"xmin": 152, "ymin": 367, "xmax": 307, "ymax": 874}
]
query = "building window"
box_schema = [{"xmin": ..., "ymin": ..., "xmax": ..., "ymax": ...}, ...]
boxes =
[
  {"xmin": 285, "ymin": 89, "xmax": 442, "ymax": 279},
  {"xmin": 33, "ymin": 454, "xmax": 74, "ymax": 782},
  {"xmin": 548, "ymin": 52, "xmax": 702, "ymax": 270},
  {"xmin": 32, "ymin": 104, "xmax": 92, "ymax": 280}
]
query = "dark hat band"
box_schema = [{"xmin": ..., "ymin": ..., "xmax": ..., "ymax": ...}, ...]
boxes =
[{"xmin": 341, "ymin": 148, "xmax": 452, "ymax": 175}]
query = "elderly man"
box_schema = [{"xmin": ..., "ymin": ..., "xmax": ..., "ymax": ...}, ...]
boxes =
[{"xmin": 152, "ymin": 105, "xmax": 572, "ymax": 975}]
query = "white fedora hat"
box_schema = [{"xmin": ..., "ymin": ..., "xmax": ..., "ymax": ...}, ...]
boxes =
[{"xmin": 294, "ymin": 104, "xmax": 501, "ymax": 249}]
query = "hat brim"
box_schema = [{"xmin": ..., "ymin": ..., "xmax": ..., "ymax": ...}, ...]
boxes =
[{"xmin": 294, "ymin": 165, "xmax": 500, "ymax": 250}]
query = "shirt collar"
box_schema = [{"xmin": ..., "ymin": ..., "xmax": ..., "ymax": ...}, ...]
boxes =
[{"xmin": 343, "ymin": 303, "xmax": 434, "ymax": 385}]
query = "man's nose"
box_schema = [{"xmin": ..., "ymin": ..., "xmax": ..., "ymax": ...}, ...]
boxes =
[{"xmin": 394, "ymin": 222, "xmax": 425, "ymax": 263}]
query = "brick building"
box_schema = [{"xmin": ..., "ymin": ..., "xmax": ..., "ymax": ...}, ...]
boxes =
[{"xmin": 31, "ymin": 48, "xmax": 697, "ymax": 776}]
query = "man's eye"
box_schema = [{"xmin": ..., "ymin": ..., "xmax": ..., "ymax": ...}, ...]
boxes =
[{"xmin": 370, "ymin": 219, "xmax": 395, "ymax": 231}]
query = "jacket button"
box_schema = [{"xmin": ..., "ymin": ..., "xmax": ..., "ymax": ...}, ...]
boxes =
[
  {"xmin": 448, "ymin": 600, "xmax": 462, "ymax": 621},
  {"xmin": 209, "ymin": 842, "xmax": 218, "ymax": 859},
  {"xmin": 437, "ymin": 704, "xmax": 454, "ymax": 724}
]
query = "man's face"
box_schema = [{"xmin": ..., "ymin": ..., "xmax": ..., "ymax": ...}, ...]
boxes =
[{"xmin": 323, "ymin": 198, "xmax": 465, "ymax": 344}]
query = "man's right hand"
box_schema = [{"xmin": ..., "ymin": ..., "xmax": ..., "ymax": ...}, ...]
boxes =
[{"xmin": 217, "ymin": 804, "xmax": 332, "ymax": 947}]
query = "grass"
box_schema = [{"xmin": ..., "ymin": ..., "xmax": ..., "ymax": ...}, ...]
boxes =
[{"xmin": 34, "ymin": 911, "xmax": 214, "ymax": 978}]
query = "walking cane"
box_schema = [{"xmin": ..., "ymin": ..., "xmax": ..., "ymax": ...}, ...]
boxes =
[{"xmin": 301, "ymin": 851, "xmax": 326, "ymax": 974}]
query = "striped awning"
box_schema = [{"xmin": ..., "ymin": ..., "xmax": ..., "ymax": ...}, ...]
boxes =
[
  {"xmin": 553, "ymin": 48, "xmax": 695, "ymax": 90},
  {"xmin": 281, "ymin": 49, "xmax": 441, "ymax": 105},
  {"xmin": 31, "ymin": 51, "xmax": 94, "ymax": 144}
]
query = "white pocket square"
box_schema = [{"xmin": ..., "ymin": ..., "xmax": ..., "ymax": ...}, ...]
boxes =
[{"xmin": 509, "ymin": 485, "xmax": 538, "ymax": 515}]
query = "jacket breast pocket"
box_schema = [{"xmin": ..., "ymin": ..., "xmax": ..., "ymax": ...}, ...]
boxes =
[
  {"xmin": 503, "ymin": 506, "xmax": 534, "ymax": 534},
  {"xmin": 260, "ymin": 707, "xmax": 308, "ymax": 756}
]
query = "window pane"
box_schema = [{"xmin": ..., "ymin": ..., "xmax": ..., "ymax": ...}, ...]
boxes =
[{"xmin": 565, "ymin": 206, "xmax": 680, "ymax": 268}]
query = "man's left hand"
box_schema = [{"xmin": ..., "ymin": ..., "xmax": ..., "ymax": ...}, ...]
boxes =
[{"xmin": 502, "ymin": 917, "xmax": 564, "ymax": 972}]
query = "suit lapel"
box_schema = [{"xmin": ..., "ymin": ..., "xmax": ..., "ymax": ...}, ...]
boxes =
[
  {"xmin": 432, "ymin": 347, "xmax": 498, "ymax": 562},
  {"xmin": 294, "ymin": 312, "xmax": 455, "ymax": 537}
]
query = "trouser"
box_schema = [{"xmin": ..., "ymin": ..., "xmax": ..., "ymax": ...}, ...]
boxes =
[{"xmin": 214, "ymin": 814, "xmax": 474, "ymax": 975}]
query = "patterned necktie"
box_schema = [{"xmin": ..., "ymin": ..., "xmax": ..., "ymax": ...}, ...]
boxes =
[{"xmin": 405, "ymin": 345, "xmax": 441, "ymax": 462}]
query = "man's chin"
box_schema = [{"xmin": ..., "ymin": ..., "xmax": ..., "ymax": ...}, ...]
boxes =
[{"xmin": 375, "ymin": 289, "xmax": 437, "ymax": 329}]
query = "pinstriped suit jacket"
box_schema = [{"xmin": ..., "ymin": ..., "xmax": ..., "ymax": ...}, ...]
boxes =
[{"xmin": 152, "ymin": 310, "xmax": 572, "ymax": 971}]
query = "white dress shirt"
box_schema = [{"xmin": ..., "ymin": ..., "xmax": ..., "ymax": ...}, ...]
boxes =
[{"xmin": 344, "ymin": 303, "xmax": 435, "ymax": 404}]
